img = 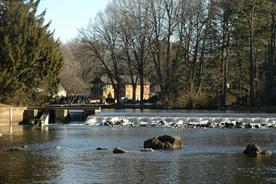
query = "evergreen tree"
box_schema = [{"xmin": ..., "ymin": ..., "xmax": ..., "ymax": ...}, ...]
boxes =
[{"xmin": 0, "ymin": 0, "xmax": 63, "ymax": 105}]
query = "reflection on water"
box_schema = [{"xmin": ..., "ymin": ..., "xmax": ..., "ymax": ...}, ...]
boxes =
[{"xmin": 1, "ymin": 125, "xmax": 276, "ymax": 183}]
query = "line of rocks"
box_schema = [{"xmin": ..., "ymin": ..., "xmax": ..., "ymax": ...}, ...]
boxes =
[
  {"xmin": 96, "ymin": 135, "xmax": 182, "ymax": 154},
  {"xmin": 93, "ymin": 120, "xmax": 276, "ymax": 129},
  {"xmin": 96, "ymin": 135, "xmax": 273, "ymax": 157}
]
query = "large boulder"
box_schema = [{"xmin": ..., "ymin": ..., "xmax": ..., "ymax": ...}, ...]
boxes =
[
  {"xmin": 243, "ymin": 144, "xmax": 272, "ymax": 156},
  {"xmin": 144, "ymin": 135, "xmax": 182, "ymax": 150}
]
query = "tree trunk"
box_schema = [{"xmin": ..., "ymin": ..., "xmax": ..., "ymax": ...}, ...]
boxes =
[
  {"xmin": 132, "ymin": 77, "xmax": 138, "ymax": 102},
  {"xmin": 267, "ymin": 12, "xmax": 275, "ymax": 104},
  {"xmin": 139, "ymin": 69, "xmax": 144, "ymax": 106},
  {"xmin": 249, "ymin": 14, "xmax": 255, "ymax": 106},
  {"xmin": 222, "ymin": 15, "xmax": 230, "ymax": 108},
  {"xmin": 132, "ymin": 84, "xmax": 137, "ymax": 102}
]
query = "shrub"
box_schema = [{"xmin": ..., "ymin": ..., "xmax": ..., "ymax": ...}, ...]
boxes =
[{"xmin": 175, "ymin": 92, "xmax": 218, "ymax": 109}]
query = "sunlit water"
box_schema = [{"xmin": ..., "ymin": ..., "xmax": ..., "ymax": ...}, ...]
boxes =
[{"xmin": 1, "ymin": 110, "xmax": 276, "ymax": 183}]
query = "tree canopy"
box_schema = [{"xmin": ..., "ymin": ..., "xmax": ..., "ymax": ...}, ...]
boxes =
[{"xmin": 78, "ymin": 0, "xmax": 276, "ymax": 108}]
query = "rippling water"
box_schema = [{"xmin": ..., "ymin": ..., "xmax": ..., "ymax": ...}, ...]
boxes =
[{"xmin": 1, "ymin": 110, "xmax": 276, "ymax": 183}]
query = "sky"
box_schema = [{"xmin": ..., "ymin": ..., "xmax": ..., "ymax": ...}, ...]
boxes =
[{"xmin": 38, "ymin": 0, "xmax": 111, "ymax": 43}]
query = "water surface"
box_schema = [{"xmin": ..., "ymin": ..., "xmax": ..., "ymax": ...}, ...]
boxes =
[{"xmin": 1, "ymin": 110, "xmax": 276, "ymax": 183}]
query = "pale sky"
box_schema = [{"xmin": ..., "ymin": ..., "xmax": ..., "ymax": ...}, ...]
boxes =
[{"xmin": 38, "ymin": 0, "xmax": 111, "ymax": 43}]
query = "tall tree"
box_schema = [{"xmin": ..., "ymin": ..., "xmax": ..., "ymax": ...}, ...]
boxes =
[
  {"xmin": 80, "ymin": 7, "xmax": 123, "ymax": 103},
  {"xmin": 0, "ymin": 0, "xmax": 63, "ymax": 105}
]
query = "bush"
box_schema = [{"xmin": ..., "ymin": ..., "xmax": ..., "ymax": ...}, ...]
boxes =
[{"xmin": 175, "ymin": 92, "xmax": 218, "ymax": 109}]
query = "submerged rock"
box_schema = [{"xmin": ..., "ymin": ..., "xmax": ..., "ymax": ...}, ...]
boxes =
[
  {"xmin": 261, "ymin": 150, "xmax": 272, "ymax": 156},
  {"xmin": 206, "ymin": 122, "xmax": 216, "ymax": 128},
  {"xmin": 1, "ymin": 146, "xmax": 27, "ymax": 152},
  {"xmin": 96, "ymin": 147, "xmax": 109, "ymax": 151},
  {"xmin": 103, "ymin": 121, "xmax": 112, "ymax": 126},
  {"xmin": 113, "ymin": 147, "xmax": 128, "ymax": 154},
  {"xmin": 218, "ymin": 122, "xmax": 225, "ymax": 128},
  {"xmin": 244, "ymin": 123, "xmax": 253, "ymax": 128},
  {"xmin": 144, "ymin": 135, "xmax": 182, "ymax": 150},
  {"xmin": 269, "ymin": 124, "xmax": 276, "ymax": 128},
  {"xmin": 254, "ymin": 124, "xmax": 260, "ymax": 129},
  {"xmin": 140, "ymin": 148, "xmax": 154, "ymax": 152},
  {"xmin": 243, "ymin": 144, "xmax": 272, "ymax": 156},
  {"xmin": 235, "ymin": 122, "xmax": 244, "ymax": 128},
  {"xmin": 225, "ymin": 122, "xmax": 235, "ymax": 128},
  {"xmin": 21, "ymin": 145, "xmax": 28, "ymax": 149}
]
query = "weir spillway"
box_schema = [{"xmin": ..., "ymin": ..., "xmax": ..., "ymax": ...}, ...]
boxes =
[{"xmin": 24, "ymin": 105, "xmax": 101, "ymax": 124}]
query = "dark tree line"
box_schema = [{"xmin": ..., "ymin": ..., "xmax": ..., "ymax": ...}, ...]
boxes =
[
  {"xmin": 0, "ymin": 0, "xmax": 63, "ymax": 105},
  {"xmin": 72, "ymin": 0, "xmax": 276, "ymax": 108}
]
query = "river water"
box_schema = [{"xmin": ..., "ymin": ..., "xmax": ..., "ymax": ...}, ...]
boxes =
[{"xmin": 1, "ymin": 110, "xmax": 276, "ymax": 183}]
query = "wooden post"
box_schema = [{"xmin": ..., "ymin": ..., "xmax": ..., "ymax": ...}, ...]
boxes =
[{"xmin": 9, "ymin": 108, "xmax": 13, "ymax": 135}]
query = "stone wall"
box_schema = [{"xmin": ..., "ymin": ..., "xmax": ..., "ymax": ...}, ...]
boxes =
[{"xmin": 0, "ymin": 107, "xmax": 26, "ymax": 135}]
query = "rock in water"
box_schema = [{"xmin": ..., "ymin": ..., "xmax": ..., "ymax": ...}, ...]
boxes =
[
  {"xmin": 96, "ymin": 147, "xmax": 108, "ymax": 151},
  {"xmin": 21, "ymin": 145, "xmax": 28, "ymax": 149},
  {"xmin": 1, "ymin": 147, "xmax": 27, "ymax": 152},
  {"xmin": 243, "ymin": 144, "xmax": 272, "ymax": 156},
  {"xmin": 244, "ymin": 124, "xmax": 253, "ymax": 128},
  {"xmin": 225, "ymin": 122, "xmax": 235, "ymax": 128},
  {"xmin": 140, "ymin": 148, "xmax": 154, "ymax": 152},
  {"xmin": 113, "ymin": 147, "xmax": 128, "ymax": 154},
  {"xmin": 206, "ymin": 122, "xmax": 216, "ymax": 128},
  {"xmin": 261, "ymin": 150, "xmax": 272, "ymax": 156},
  {"xmin": 235, "ymin": 121, "xmax": 243, "ymax": 128},
  {"xmin": 144, "ymin": 135, "xmax": 182, "ymax": 150},
  {"xmin": 243, "ymin": 144, "xmax": 262, "ymax": 155}
]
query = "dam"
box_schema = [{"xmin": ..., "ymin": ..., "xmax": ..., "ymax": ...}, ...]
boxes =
[{"xmin": 0, "ymin": 105, "xmax": 101, "ymax": 135}]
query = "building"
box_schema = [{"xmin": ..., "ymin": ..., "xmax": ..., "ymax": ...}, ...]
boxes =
[
  {"xmin": 56, "ymin": 84, "xmax": 67, "ymax": 97},
  {"xmin": 90, "ymin": 76, "xmax": 150, "ymax": 102},
  {"xmin": 37, "ymin": 84, "xmax": 67, "ymax": 97}
]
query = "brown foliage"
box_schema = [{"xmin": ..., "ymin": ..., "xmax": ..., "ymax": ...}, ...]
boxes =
[{"xmin": 174, "ymin": 92, "xmax": 218, "ymax": 109}]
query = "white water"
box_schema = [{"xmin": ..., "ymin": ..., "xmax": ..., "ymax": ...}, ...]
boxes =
[
  {"xmin": 40, "ymin": 112, "xmax": 49, "ymax": 126},
  {"xmin": 83, "ymin": 111, "xmax": 276, "ymax": 128}
]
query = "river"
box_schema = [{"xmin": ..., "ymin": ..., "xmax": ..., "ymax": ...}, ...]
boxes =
[{"xmin": 1, "ymin": 110, "xmax": 276, "ymax": 183}]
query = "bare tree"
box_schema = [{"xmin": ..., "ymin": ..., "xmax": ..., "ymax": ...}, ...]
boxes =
[
  {"xmin": 80, "ymin": 6, "xmax": 122, "ymax": 103},
  {"xmin": 59, "ymin": 43, "xmax": 88, "ymax": 94},
  {"xmin": 116, "ymin": 0, "xmax": 151, "ymax": 104}
]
